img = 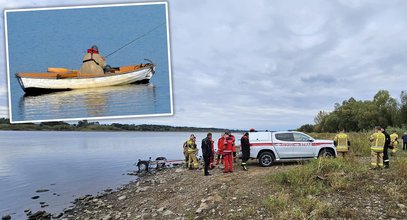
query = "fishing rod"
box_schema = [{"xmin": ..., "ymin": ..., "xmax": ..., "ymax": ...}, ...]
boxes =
[{"xmin": 105, "ymin": 22, "xmax": 166, "ymax": 58}]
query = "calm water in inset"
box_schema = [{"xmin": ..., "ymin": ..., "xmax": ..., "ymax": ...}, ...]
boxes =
[
  {"xmin": 0, "ymin": 131, "xmax": 221, "ymax": 219},
  {"xmin": 17, "ymin": 84, "xmax": 163, "ymax": 121},
  {"xmin": 6, "ymin": 4, "xmax": 172, "ymax": 122}
]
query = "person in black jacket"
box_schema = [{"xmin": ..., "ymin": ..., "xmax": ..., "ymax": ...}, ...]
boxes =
[
  {"xmin": 241, "ymin": 132, "xmax": 250, "ymax": 171},
  {"xmin": 201, "ymin": 133, "xmax": 213, "ymax": 176},
  {"xmin": 403, "ymin": 132, "xmax": 407, "ymax": 151},
  {"xmin": 382, "ymin": 128, "xmax": 391, "ymax": 168}
]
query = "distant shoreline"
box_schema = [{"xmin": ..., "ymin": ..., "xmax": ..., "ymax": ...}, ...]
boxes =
[{"xmin": 0, "ymin": 118, "xmax": 244, "ymax": 132}]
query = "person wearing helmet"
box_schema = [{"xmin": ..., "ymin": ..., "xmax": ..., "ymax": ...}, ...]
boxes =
[
  {"xmin": 187, "ymin": 134, "xmax": 199, "ymax": 169},
  {"xmin": 80, "ymin": 45, "xmax": 107, "ymax": 75},
  {"xmin": 369, "ymin": 126, "xmax": 386, "ymax": 169}
]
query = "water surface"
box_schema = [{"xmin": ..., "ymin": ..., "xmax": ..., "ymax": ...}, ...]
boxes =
[
  {"xmin": 0, "ymin": 131, "xmax": 220, "ymax": 219},
  {"xmin": 18, "ymin": 84, "xmax": 162, "ymax": 121}
]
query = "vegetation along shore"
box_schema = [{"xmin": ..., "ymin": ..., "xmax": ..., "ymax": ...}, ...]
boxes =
[{"xmin": 0, "ymin": 118, "xmax": 241, "ymax": 132}]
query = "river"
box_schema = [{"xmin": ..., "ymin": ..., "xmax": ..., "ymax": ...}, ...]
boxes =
[{"xmin": 0, "ymin": 130, "xmax": 226, "ymax": 219}]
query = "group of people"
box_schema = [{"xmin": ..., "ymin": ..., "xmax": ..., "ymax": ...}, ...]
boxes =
[
  {"xmin": 182, "ymin": 131, "xmax": 251, "ymax": 176},
  {"xmin": 183, "ymin": 127, "xmax": 406, "ymax": 174},
  {"xmin": 334, "ymin": 127, "xmax": 407, "ymax": 169}
]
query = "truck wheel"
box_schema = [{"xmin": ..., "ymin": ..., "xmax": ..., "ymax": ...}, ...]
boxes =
[
  {"xmin": 318, "ymin": 149, "xmax": 335, "ymax": 158},
  {"xmin": 258, "ymin": 151, "xmax": 274, "ymax": 167}
]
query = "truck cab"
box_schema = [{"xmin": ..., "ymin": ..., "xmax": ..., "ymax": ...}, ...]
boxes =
[{"xmin": 249, "ymin": 131, "xmax": 336, "ymax": 166}]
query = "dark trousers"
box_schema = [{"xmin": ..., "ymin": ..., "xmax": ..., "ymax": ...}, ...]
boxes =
[
  {"xmin": 203, "ymin": 155, "xmax": 210, "ymax": 175},
  {"xmin": 404, "ymin": 142, "xmax": 407, "ymax": 150},
  {"xmin": 242, "ymin": 150, "xmax": 250, "ymax": 164},
  {"xmin": 383, "ymin": 146, "xmax": 389, "ymax": 167}
]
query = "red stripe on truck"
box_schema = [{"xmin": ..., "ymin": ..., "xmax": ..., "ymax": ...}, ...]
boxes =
[
  {"xmin": 250, "ymin": 143, "xmax": 273, "ymax": 147},
  {"xmin": 250, "ymin": 142, "xmax": 331, "ymax": 147}
]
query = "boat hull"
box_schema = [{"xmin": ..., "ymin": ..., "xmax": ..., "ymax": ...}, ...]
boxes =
[{"xmin": 17, "ymin": 65, "xmax": 155, "ymax": 94}]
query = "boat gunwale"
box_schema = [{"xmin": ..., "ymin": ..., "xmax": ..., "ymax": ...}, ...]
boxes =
[{"xmin": 15, "ymin": 63, "xmax": 155, "ymax": 80}]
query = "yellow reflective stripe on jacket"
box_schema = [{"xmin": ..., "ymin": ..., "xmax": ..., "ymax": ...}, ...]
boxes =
[
  {"xmin": 336, "ymin": 133, "xmax": 348, "ymax": 147},
  {"xmin": 371, "ymin": 147, "xmax": 384, "ymax": 152},
  {"xmin": 336, "ymin": 146, "xmax": 348, "ymax": 152},
  {"xmin": 371, "ymin": 132, "xmax": 385, "ymax": 147},
  {"xmin": 375, "ymin": 133, "xmax": 385, "ymax": 147},
  {"xmin": 186, "ymin": 140, "xmax": 197, "ymax": 153}
]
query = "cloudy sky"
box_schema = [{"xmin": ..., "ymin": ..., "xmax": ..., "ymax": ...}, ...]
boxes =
[{"xmin": 1, "ymin": 0, "xmax": 406, "ymax": 130}]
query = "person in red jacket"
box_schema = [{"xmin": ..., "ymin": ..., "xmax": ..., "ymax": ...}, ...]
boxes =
[
  {"xmin": 216, "ymin": 134, "xmax": 225, "ymax": 165},
  {"xmin": 229, "ymin": 133, "xmax": 236, "ymax": 163},
  {"xmin": 223, "ymin": 132, "xmax": 234, "ymax": 173}
]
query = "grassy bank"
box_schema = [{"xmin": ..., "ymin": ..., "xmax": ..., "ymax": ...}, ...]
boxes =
[{"xmin": 266, "ymin": 151, "xmax": 407, "ymax": 219}]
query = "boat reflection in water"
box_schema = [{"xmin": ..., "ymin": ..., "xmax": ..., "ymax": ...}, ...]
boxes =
[{"xmin": 18, "ymin": 83, "xmax": 157, "ymax": 121}]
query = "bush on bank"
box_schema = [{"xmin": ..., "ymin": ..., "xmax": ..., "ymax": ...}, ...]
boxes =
[
  {"xmin": 266, "ymin": 151, "xmax": 407, "ymax": 219},
  {"xmin": 266, "ymin": 157, "xmax": 368, "ymax": 219}
]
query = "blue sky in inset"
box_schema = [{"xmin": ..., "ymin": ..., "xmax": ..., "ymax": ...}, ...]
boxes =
[{"xmin": 1, "ymin": 0, "xmax": 407, "ymax": 130}]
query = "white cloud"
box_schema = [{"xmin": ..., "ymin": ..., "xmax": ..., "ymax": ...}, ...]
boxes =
[{"xmin": 0, "ymin": 105, "xmax": 8, "ymax": 118}]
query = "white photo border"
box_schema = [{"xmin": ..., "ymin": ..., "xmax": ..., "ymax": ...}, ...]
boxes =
[{"xmin": 4, "ymin": 1, "xmax": 174, "ymax": 124}]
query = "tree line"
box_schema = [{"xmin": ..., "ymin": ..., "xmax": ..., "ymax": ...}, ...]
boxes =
[
  {"xmin": 298, "ymin": 90, "xmax": 407, "ymax": 133},
  {"xmin": 0, "ymin": 118, "xmax": 236, "ymax": 132}
]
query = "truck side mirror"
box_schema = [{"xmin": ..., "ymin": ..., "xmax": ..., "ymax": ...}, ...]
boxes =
[{"xmin": 308, "ymin": 139, "xmax": 314, "ymax": 142}]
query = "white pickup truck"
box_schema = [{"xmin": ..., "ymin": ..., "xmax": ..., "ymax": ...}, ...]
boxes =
[{"xmin": 248, "ymin": 131, "xmax": 336, "ymax": 166}]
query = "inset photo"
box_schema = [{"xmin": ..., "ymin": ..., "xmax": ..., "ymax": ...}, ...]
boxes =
[{"xmin": 5, "ymin": 2, "xmax": 172, "ymax": 123}]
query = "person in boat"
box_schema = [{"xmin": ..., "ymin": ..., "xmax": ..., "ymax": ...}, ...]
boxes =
[{"xmin": 80, "ymin": 45, "xmax": 107, "ymax": 75}]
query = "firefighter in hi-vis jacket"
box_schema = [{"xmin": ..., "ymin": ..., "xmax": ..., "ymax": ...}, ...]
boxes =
[
  {"xmin": 369, "ymin": 126, "xmax": 386, "ymax": 169},
  {"xmin": 334, "ymin": 128, "xmax": 350, "ymax": 157}
]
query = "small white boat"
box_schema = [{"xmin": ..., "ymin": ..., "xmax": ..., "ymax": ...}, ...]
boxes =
[{"xmin": 16, "ymin": 61, "xmax": 155, "ymax": 95}]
